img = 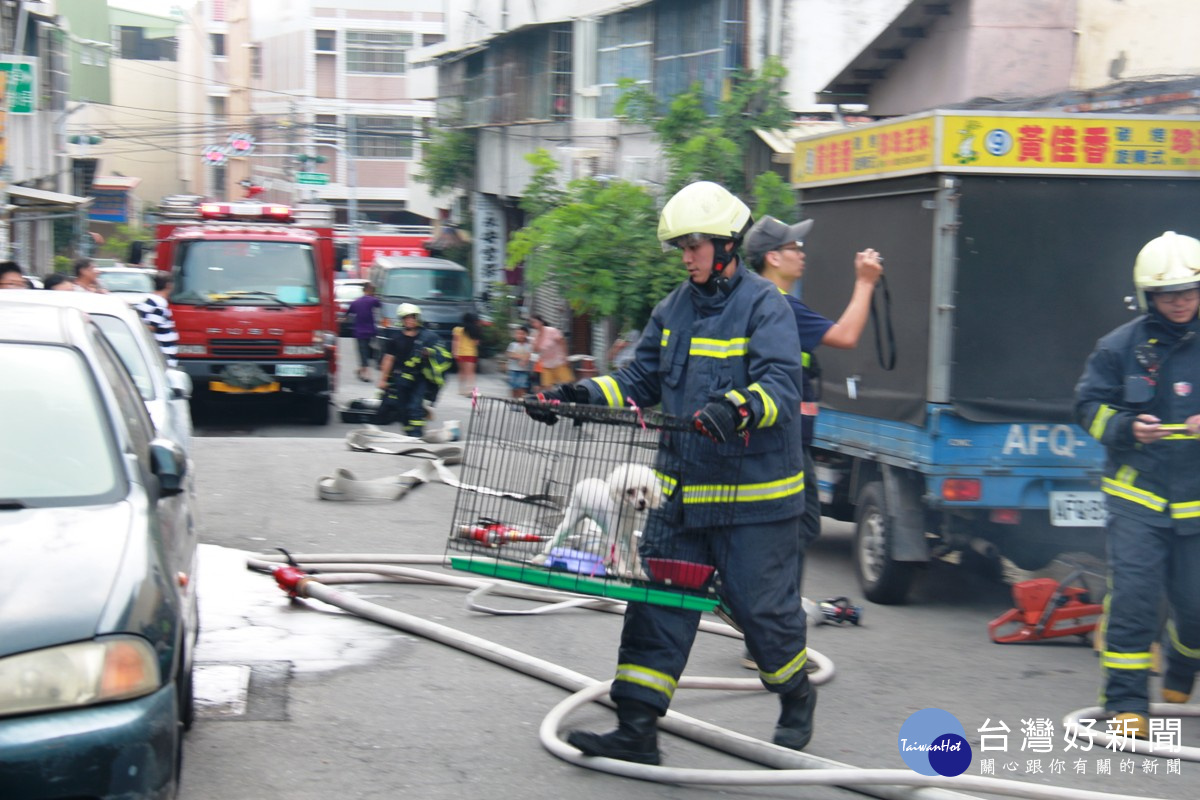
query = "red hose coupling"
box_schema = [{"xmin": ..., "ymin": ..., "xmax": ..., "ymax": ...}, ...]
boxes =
[{"xmin": 273, "ymin": 564, "xmax": 310, "ymax": 598}]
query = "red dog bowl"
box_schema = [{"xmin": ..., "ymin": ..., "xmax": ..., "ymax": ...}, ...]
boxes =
[{"xmin": 645, "ymin": 558, "xmax": 715, "ymax": 589}]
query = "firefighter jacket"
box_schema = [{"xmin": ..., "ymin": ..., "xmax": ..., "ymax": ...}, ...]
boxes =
[
  {"xmin": 387, "ymin": 328, "xmax": 451, "ymax": 402},
  {"xmin": 1075, "ymin": 312, "xmax": 1200, "ymax": 533},
  {"xmin": 583, "ymin": 262, "xmax": 806, "ymax": 526}
]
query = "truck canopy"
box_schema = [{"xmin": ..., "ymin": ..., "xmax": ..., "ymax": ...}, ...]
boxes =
[{"xmin": 792, "ymin": 110, "xmax": 1200, "ymax": 425}]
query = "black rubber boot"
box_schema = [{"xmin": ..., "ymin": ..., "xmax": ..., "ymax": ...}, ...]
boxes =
[
  {"xmin": 773, "ymin": 677, "xmax": 817, "ymax": 750},
  {"xmin": 566, "ymin": 699, "xmax": 661, "ymax": 765}
]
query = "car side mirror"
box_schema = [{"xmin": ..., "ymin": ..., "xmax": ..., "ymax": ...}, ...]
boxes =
[
  {"xmin": 150, "ymin": 438, "xmax": 187, "ymax": 496},
  {"xmin": 167, "ymin": 368, "xmax": 193, "ymax": 400}
]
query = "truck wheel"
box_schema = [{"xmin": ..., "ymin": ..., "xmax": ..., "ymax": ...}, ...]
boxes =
[
  {"xmin": 301, "ymin": 394, "xmax": 330, "ymax": 425},
  {"xmin": 854, "ymin": 481, "xmax": 917, "ymax": 605}
]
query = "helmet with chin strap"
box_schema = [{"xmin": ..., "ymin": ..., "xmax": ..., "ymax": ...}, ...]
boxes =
[
  {"xmin": 1133, "ymin": 231, "xmax": 1200, "ymax": 312},
  {"xmin": 657, "ymin": 182, "xmax": 752, "ymax": 284},
  {"xmin": 396, "ymin": 302, "xmax": 422, "ymax": 321}
]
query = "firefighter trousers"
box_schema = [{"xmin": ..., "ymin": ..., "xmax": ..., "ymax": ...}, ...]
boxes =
[
  {"xmin": 611, "ymin": 515, "xmax": 807, "ymax": 714},
  {"xmin": 1102, "ymin": 513, "xmax": 1200, "ymax": 714},
  {"xmin": 376, "ymin": 381, "xmax": 429, "ymax": 436}
]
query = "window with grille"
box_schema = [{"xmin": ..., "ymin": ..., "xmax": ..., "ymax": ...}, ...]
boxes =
[
  {"xmin": 350, "ymin": 115, "xmax": 414, "ymax": 159},
  {"xmin": 346, "ymin": 30, "xmax": 413, "ymax": 74},
  {"xmin": 597, "ymin": 5, "xmax": 652, "ymax": 118},
  {"xmin": 315, "ymin": 30, "xmax": 335, "ymax": 52},
  {"xmin": 549, "ymin": 26, "xmax": 572, "ymax": 121},
  {"xmin": 211, "ymin": 33, "xmax": 226, "ymax": 57},
  {"xmin": 653, "ymin": 0, "xmax": 746, "ymax": 113}
]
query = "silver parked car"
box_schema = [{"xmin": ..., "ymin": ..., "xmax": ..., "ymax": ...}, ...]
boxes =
[
  {"xmin": 0, "ymin": 301, "xmax": 197, "ymax": 799},
  {"xmin": 3, "ymin": 290, "xmax": 194, "ymax": 456},
  {"xmin": 96, "ymin": 264, "xmax": 158, "ymax": 307}
]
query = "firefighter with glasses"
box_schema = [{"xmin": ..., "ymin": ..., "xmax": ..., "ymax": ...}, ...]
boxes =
[
  {"xmin": 526, "ymin": 181, "xmax": 813, "ymax": 762},
  {"xmin": 1075, "ymin": 231, "xmax": 1200, "ymax": 738}
]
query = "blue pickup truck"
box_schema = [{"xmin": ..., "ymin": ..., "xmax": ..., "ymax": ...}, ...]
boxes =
[{"xmin": 794, "ymin": 109, "xmax": 1200, "ymax": 604}]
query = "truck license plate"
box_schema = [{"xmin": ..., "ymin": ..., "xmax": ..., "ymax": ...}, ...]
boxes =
[
  {"xmin": 1049, "ymin": 492, "xmax": 1106, "ymax": 527},
  {"xmin": 276, "ymin": 364, "xmax": 308, "ymax": 377}
]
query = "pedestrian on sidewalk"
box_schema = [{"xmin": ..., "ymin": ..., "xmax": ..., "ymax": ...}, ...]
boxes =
[
  {"xmin": 347, "ymin": 282, "xmax": 382, "ymax": 382},
  {"xmin": 452, "ymin": 312, "xmax": 483, "ymax": 396},
  {"xmin": 505, "ymin": 324, "xmax": 533, "ymax": 399},
  {"xmin": 529, "ymin": 314, "xmax": 574, "ymax": 386}
]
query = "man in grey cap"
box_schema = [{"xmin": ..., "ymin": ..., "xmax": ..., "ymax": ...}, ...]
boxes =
[{"xmin": 736, "ymin": 214, "xmax": 883, "ymax": 667}]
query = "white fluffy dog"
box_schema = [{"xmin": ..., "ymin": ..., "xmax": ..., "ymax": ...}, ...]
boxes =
[{"xmin": 535, "ymin": 463, "xmax": 663, "ymax": 579}]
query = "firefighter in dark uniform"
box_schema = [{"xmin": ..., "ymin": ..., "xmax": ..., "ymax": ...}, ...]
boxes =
[
  {"xmin": 377, "ymin": 303, "xmax": 451, "ymax": 436},
  {"xmin": 1075, "ymin": 230, "xmax": 1200, "ymax": 738},
  {"xmin": 526, "ymin": 181, "xmax": 813, "ymax": 763}
]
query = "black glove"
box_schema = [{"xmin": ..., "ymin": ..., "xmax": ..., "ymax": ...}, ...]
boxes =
[
  {"xmin": 523, "ymin": 383, "xmax": 590, "ymax": 425},
  {"xmin": 693, "ymin": 400, "xmax": 745, "ymax": 443}
]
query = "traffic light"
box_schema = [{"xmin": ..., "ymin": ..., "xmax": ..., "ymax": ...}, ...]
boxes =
[
  {"xmin": 202, "ymin": 145, "xmax": 229, "ymax": 166},
  {"xmin": 228, "ymin": 132, "xmax": 256, "ymax": 156},
  {"xmin": 68, "ymin": 134, "xmax": 102, "ymax": 145},
  {"xmin": 294, "ymin": 153, "xmax": 328, "ymax": 164}
]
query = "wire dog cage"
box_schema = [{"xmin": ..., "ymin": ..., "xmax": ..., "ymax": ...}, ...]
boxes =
[{"xmin": 446, "ymin": 397, "xmax": 741, "ymax": 610}]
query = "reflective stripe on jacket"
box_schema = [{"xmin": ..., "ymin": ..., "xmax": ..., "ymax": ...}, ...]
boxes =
[
  {"xmin": 1075, "ymin": 313, "xmax": 1200, "ymax": 532},
  {"xmin": 583, "ymin": 263, "xmax": 805, "ymax": 526}
]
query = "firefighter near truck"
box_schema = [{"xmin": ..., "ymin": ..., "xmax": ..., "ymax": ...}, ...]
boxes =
[
  {"xmin": 792, "ymin": 109, "xmax": 1200, "ymax": 604},
  {"xmin": 129, "ymin": 197, "xmax": 343, "ymax": 424}
]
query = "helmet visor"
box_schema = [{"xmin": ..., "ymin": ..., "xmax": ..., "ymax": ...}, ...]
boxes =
[
  {"xmin": 1148, "ymin": 281, "xmax": 1200, "ymax": 296},
  {"xmin": 662, "ymin": 232, "xmax": 713, "ymax": 252}
]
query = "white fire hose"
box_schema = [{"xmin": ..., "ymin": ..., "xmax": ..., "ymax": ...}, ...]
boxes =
[{"xmin": 250, "ymin": 552, "xmax": 1181, "ymax": 800}]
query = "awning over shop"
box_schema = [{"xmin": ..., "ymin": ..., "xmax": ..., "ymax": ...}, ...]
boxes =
[{"xmin": 7, "ymin": 185, "xmax": 92, "ymax": 210}]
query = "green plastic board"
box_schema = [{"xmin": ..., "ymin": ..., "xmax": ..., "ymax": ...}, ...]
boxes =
[{"xmin": 449, "ymin": 557, "xmax": 717, "ymax": 612}]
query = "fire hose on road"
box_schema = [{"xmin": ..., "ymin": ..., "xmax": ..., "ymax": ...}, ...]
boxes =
[{"xmin": 247, "ymin": 552, "xmax": 1191, "ymax": 800}]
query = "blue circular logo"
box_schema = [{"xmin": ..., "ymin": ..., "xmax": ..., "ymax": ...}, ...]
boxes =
[
  {"xmin": 898, "ymin": 708, "xmax": 972, "ymax": 776},
  {"xmin": 984, "ymin": 129, "xmax": 1013, "ymax": 157}
]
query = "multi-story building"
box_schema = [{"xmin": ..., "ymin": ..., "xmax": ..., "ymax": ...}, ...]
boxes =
[
  {"xmin": 176, "ymin": 0, "xmax": 443, "ymax": 232},
  {"xmin": 819, "ymin": 0, "xmax": 1200, "ymax": 115},
  {"xmin": 1, "ymin": 0, "xmax": 79, "ymax": 270},
  {"xmin": 408, "ymin": 0, "xmax": 906, "ymax": 342}
]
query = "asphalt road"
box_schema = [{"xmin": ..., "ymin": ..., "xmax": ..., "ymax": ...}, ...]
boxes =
[{"xmin": 178, "ymin": 343, "xmax": 1195, "ymax": 800}]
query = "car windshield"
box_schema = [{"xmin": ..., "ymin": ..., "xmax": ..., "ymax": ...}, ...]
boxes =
[
  {"xmin": 91, "ymin": 314, "xmax": 156, "ymax": 401},
  {"xmin": 98, "ymin": 271, "xmax": 154, "ymax": 293},
  {"xmin": 379, "ymin": 268, "xmax": 471, "ymax": 301},
  {"xmin": 0, "ymin": 344, "xmax": 122, "ymax": 504},
  {"xmin": 335, "ymin": 282, "xmax": 366, "ymax": 302},
  {"xmin": 171, "ymin": 240, "xmax": 319, "ymax": 305}
]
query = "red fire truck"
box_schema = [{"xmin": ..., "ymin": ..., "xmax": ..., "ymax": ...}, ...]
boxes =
[
  {"xmin": 129, "ymin": 196, "xmax": 342, "ymax": 424},
  {"xmin": 336, "ymin": 225, "xmax": 432, "ymax": 277}
]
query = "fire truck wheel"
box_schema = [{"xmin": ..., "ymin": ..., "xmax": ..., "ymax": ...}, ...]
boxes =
[{"xmin": 300, "ymin": 394, "xmax": 331, "ymax": 425}]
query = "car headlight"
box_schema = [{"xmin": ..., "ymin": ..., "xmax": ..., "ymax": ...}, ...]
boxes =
[
  {"xmin": 283, "ymin": 345, "xmax": 325, "ymax": 355},
  {"xmin": 0, "ymin": 637, "xmax": 161, "ymax": 718}
]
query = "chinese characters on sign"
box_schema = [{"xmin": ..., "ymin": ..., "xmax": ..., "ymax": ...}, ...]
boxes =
[
  {"xmin": 943, "ymin": 115, "xmax": 1200, "ymax": 173},
  {"xmin": 793, "ymin": 112, "xmax": 1200, "ymax": 187},
  {"xmin": 974, "ymin": 716, "xmax": 1183, "ymax": 777},
  {"xmin": 794, "ymin": 118, "xmax": 936, "ymax": 185},
  {"xmin": 472, "ymin": 192, "xmax": 506, "ymax": 314}
]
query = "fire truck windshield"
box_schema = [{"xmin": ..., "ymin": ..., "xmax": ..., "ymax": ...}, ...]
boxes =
[
  {"xmin": 170, "ymin": 240, "xmax": 320, "ymax": 305},
  {"xmin": 378, "ymin": 268, "xmax": 472, "ymax": 302}
]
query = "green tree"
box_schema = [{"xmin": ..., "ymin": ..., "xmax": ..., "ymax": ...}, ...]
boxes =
[
  {"xmin": 615, "ymin": 58, "xmax": 792, "ymax": 194},
  {"xmin": 96, "ymin": 223, "xmax": 150, "ymax": 261},
  {"xmin": 519, "ymin": 149, "xmax": 566, "ymax": 219},
  {"xmin": 717, "ymin": 56, "xmax": 791, "ymax": 152},
  {"xmin": 414, "ymin": 128, "xmax": 476, "ymax": 196},
  {"xmin": 751, "ymin": 170, "xmax": 798, "ymax": 221},
  {"xmin": 508, "ymin": 177, "xmax": 682, "ymax": 331}
]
